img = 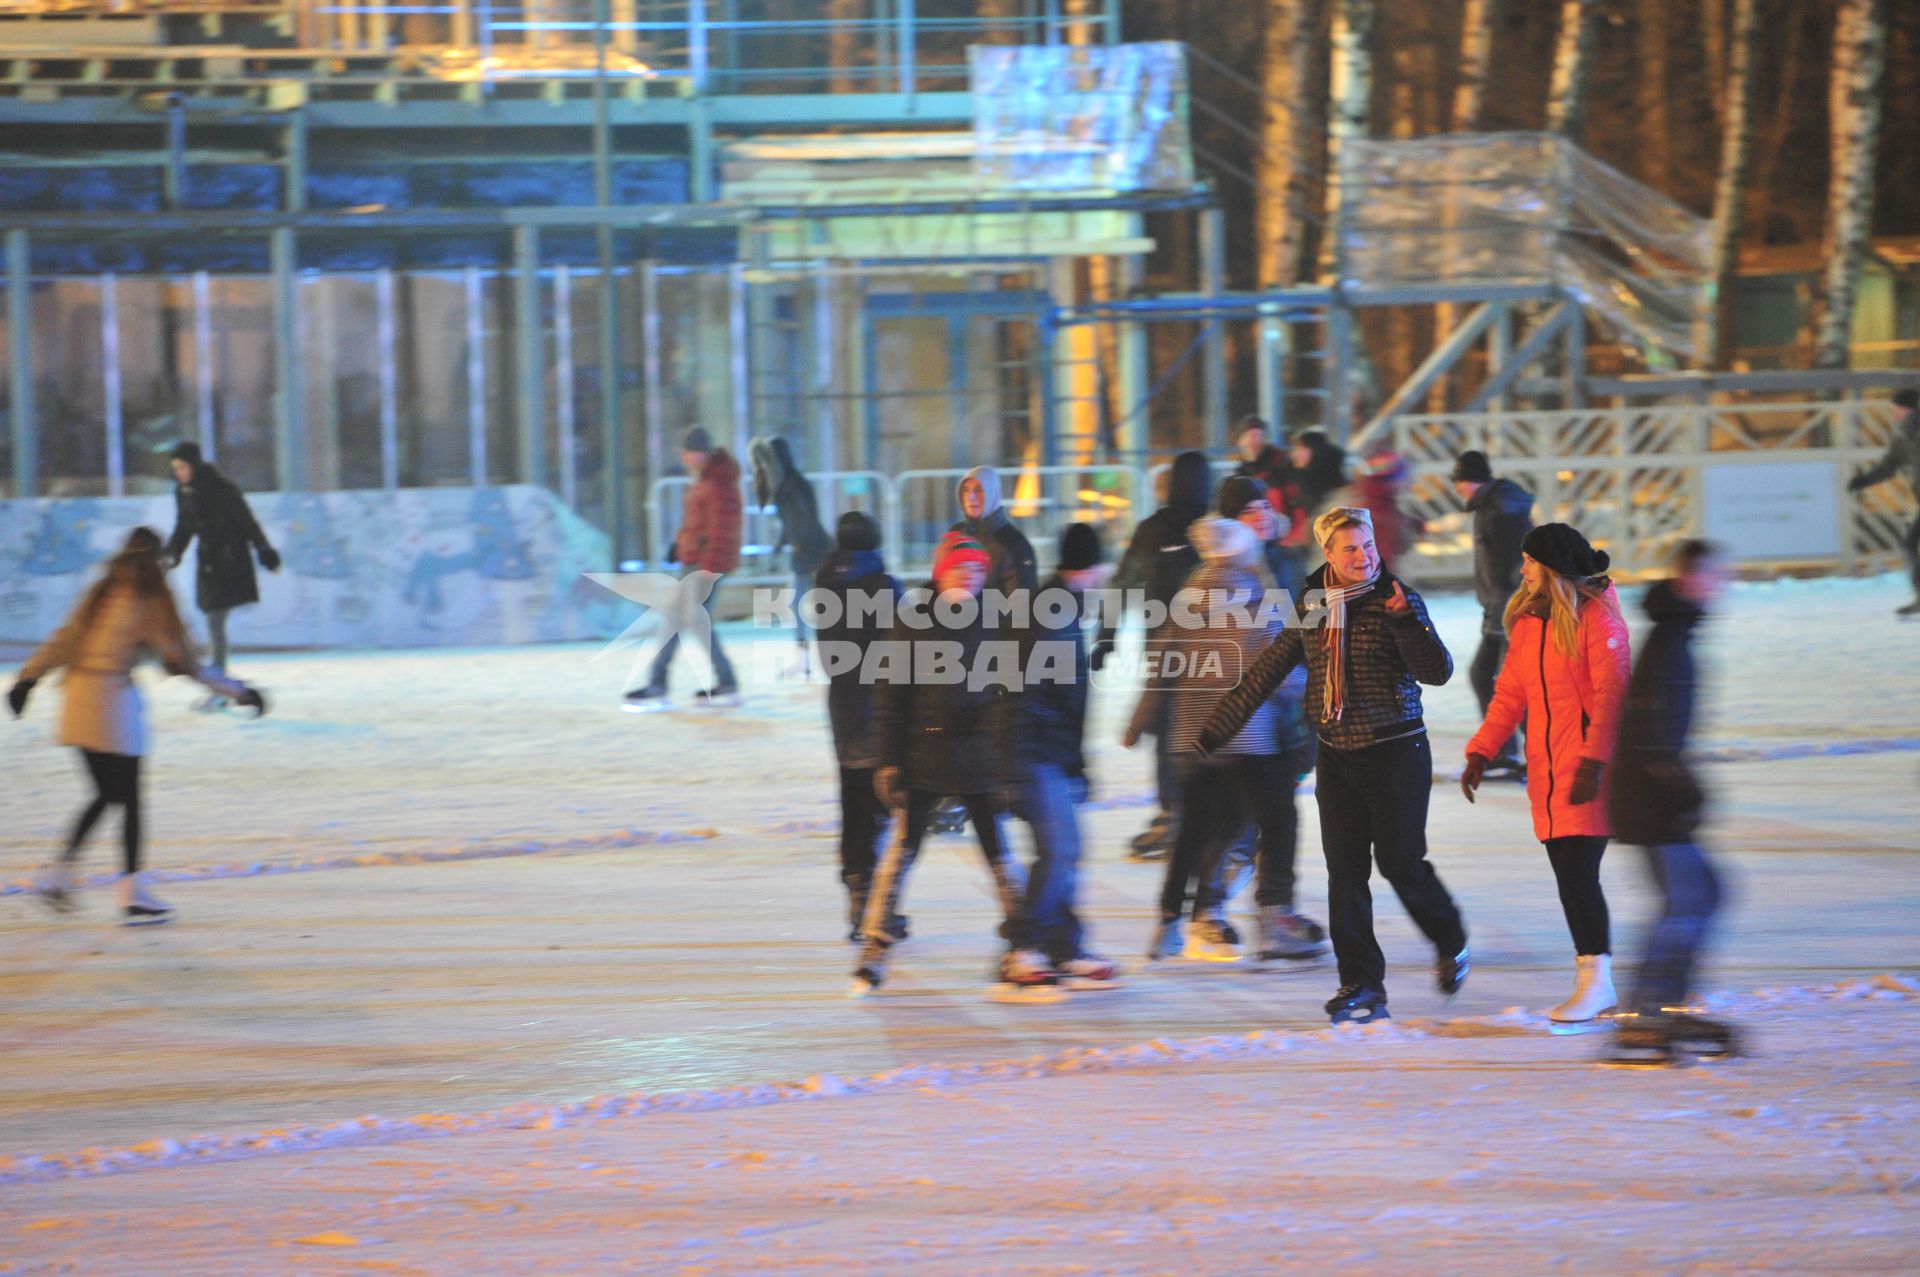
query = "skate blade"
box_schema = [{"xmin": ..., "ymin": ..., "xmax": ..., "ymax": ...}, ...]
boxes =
[
  {"xmin": 1062, "ymin": 975, "xmax": 1123, "ymax": 992},
  {"xmin": 619, "ymin": 701, "xmax": 672, "ymax": 714},
  {"xmin": 1330, "ymin": 1009, "xmax": 1391, "ymax": 1026},
  {"xmin": 1600, "ymin": 1051, "xmax": 1676, "ymax": 1068},
  {"xmin": 1548, "ymin": 1016, "xmax": 1620, "ymax": 1036},
  {"xmin": 1251, "ymin": 947, "xmax": 1329, "ymax": 966},
  {"xmin": 122, "ymin": 912, "xmax": 172, "ymax": 927},
  {"xmin": 986, "ymin": 981, "xmax": 1066, "ymax": 1005},
  {"xmin": 1179, "ymin": 947, "xmax": 1243, "ymax": 964},
  {"xmin": 846, "ymin": 977, "xmax": 881, "ymax": 999}
]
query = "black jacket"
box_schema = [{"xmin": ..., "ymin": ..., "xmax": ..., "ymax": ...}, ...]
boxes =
[
  {"xmin": 1608, "ymin": 580, "xmax": 1707, "ymax": 845},
  {"xmin": 1098, "ymin": 451, "xmax": 1213, "ymax": 649},
  {"xmin": 164, "ymin": 463, "xmax": 276, "ymax": 614},
  {"xmin": 1020, "ymin": 573, "xmax": 1090, "ymax": 777},
  {"xmin": 753, "ymin": 438, "xmax": 834, "ymax": 576},
  {"xmin": 1199, "ymin": 564, "xmax": 1452, "ymax": 754},
  {"xmin": 814, "ymin": 549, "xmax": 901, "ymax": 770},
  {"xmin": 1468, "ymin": 476, "xmax": 1534, "ymax": 634},
  {"xmin": 874, "ymin": 591, "xmax": 1016, "ymax": 796}
]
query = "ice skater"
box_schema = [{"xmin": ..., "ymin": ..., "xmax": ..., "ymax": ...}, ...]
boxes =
[
  {"xmin": 1198, "ymin": 508, "xmax": 1467, "ymax": 1025},
  {"xmin": 1452, "ymin": 450, "xmax": 1533, "ymax": 780},
  {"xmin": 813, "ymin": 511, "xmax": 904, "ymax": 941},
  {"xmin": 161, "ymin": 441, "xmax": 280, "ymax": 690},
  {"xmin": 1846, "ymin": 387, "xmax": 1920, "ymax": 616},
  {"xmin": 1606, "ymin": 541, "xmax": 1742, "ymax": 1066},
  {"xmin": 850, "ymin": 532, "xmax": 1025, "ymax": 997},
  {"xmin": 9, "ymin": 527, "xmax": 265, "ymax": 924},
  {"xmin": 624, "ymin": 427, "xmax": 744, "ymax": 710},
  {"xmin": 750, "ymin": 435, "xmax": 834, "ymax": 661},
  {"xmin": 1461, "ymin": 523, "xmax": 1630, "ymax": 1031}
]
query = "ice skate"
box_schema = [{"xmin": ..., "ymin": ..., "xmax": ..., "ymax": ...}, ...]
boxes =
[
  {"xmin": 1325, "ymin": 984, "xmax": 1390, "ymax": 1025},
  {"xmin": 928, "ymin": 799, "xmax": 968, "ymax": 836},
  {"xmin": 1435, "ymin": 943, "xmax": 1470, "ymax": 997},
  {"xmin": 1181, "ymin": 917, "xmax": 1241, "ymax": 963},
  {"xmin": 1254, "ymin": 905, "xmax": 1329, "ymax": 962},
  {"xmin": 692, "ymin": 684, "xmax": 741, "ymax": 709},
  {"xmin": 190, "ymin": 692, "xmax": 230, "ymax": 714},
  {"xmin": 1603, "ymin": 1014, "xmax": 1676, "ymax": 1066},
  {"xmin": 1127, "ymin": 814, "xmax": 1172, "ymax": 861},
  {"xmin": 118, "ymin": 872, "xmax": 172, "ymax": 926},
  {"xmin": 987, "ymin": 950, "xmax": 1065, "ymax": 1004},
  {"xmin": 1058, "ymin": 953, "xmax": 1123, "ymax": 991},
  {"xmin": 620, "ymin": 684, "xmax": 670, "ymax": 713},
  {"xmin": 847, "ymin": 944, "xmax": 890, "ymax": 998},
  {"xmin": 1898, "ymin": 598, "xmax": 1920, "ymax": 617},
  {"xmin": 33, "ymin": 862, "xmax": 78, "ymax": 914},
  {"xmin": 1548, "ymin": 954, "xmax": 1618, "ymax": 1032},
  {"xmin": 1666, "ymin": 1012, "xmax": 1742, "ymax": 1059},
  {"xmin": 1146, "ymin": 917, "xmax": 1184, "ymax": 962}
]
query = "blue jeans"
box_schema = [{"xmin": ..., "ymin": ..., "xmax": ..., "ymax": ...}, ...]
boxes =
[
  {"xmin": 1009, "ymin": 763, "xmax": 1085, "ymax": 964},
  {"xmin": 644, "ymin": 573, "xmax": 737, "ymax": 691},
  {"xmin": 1628, "ymin": 842, "xmax": 1723, "ymax": 1014}
]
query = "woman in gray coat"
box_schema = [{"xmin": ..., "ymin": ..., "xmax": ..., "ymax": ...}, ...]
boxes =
[{"xmin": 9, "ymin": 527, "xmax": 265, "ymax": 925}]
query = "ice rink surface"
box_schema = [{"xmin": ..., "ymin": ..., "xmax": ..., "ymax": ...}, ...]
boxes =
[{"xmin": 3, "ymin": 575, "xmax": 1917, "ymax": 1273}]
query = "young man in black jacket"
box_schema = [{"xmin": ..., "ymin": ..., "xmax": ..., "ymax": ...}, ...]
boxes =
[
  {"xmin": 851, "ymin": 532, "xmax": 1026, "ymax": 998},
  {"xmin": 1607, "ymin": 540, "xmax": 1741, "ymax": 1065},
  {"xmin": 1198, "ymin": 508, "xmax": 1467, "ymax": 1025},
  {"xmin": 813, "ymin": 512, "xmax": 903, "ymax": 941},
  {"xmin": 162, "ymin": 441, "xmax": 280, "ymax": 675},
  {"xmin": 1452, "ymin": 449, "xmax": 1532, "ymax": 778}
]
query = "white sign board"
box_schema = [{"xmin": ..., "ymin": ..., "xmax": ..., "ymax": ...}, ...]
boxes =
[{"xmin": 1700, "ymin": 461, "xmax": 1842, "ymax": 560}]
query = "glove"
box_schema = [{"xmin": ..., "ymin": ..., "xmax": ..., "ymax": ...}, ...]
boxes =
[
  {"xmin": 1568, "ymin": 757, "xmax": 1605, "ymax": 806},
  {"xmin": 1460, "ymin": 752, "xmax": 1488, "ymax": 803},
  {"xmin": 1090, "ymin": 637, "xmax": 1115, "ymax": 672},
  {"xmin": 233, "ymin": 686, "xmax": 269, "ymax": 718},
  {"xmin": 7, "ymin": 677, "xmax": 35, "ymax": 718},
  {"xmin": 1846, "ymin": 474, "xmax": 1869, "ymax": 492},
  {"xmin": 258, "ymin": 545, "xmax": 282, "ymax": 572},
  {"xmin": 873, "ymin": 765, "xmax": 905, "ymax": 810}
]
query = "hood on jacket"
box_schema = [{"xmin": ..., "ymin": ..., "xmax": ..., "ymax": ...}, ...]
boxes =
[
  {"xmin": 820, "ymin": 547, "xmax": 888, "ymax": 586},
  {"xmin": 957, "ymin": 466, "xmax": 1004, "ymax": 520},
  {"xmin": 699, "ymin": 448, "xmax": 741, "ymax": 484},
  {"xmin": 1190, "ymin": 516, "xmax": 1258, "ymax": 567},
  {"xmin": 750, "ymin": 436, "xmax": 802, "ymax": 504},
  {"xmin": 1642, "ymin": 578, "xmax": 1704, "ymax": 628},
  {"xmin": 1166, "ymin": 450, "xmax": 1213, "ymax": 512}
]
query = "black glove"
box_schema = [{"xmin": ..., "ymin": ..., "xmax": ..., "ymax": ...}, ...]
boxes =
[
  {"xmin": 1090, "ymin": 637, "xmax": 1115, "ymax": 672},
  {"xmin": 1568, "ymin": 757, "xmax": 1605, "ymax": 806},
  {"xmin": 1846, "ymin": 473, "xmax": 1869, "ymax": 493},
  {"xmin": 258, "ymin": 544, "xmax": 282, "ymax": 572},
  {"xmin": 7, "ymin": 677, "xmax": 35, "ymax": 718},
  {"xmin": 234, "ymin": 686, "xmax": 269, "ymax": 718},
  {"xmin": 1460, "ymin": 752, "xmax": 1488, "ymax": 803}
]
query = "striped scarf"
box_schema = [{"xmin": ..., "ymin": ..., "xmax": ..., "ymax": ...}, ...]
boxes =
[{"xmin": 1318, "ymin": 571, "xmax": 1380, "ymax": 724}]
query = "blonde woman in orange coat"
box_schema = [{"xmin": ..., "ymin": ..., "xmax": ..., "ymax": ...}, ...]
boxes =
[{"xmin": 1462, "ymin": 523, "xmax": 1631, "ymax": 1030}]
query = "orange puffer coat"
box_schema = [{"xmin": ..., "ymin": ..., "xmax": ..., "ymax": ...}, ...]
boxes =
[{"xmin": 1467, "ymin": 584, "xmax": 1631, "ymax": 842}]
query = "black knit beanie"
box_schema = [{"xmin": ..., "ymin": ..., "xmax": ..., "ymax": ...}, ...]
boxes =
[
  {"xmin": 1058, "ymin": 522, "xmax": 1103, "ymax": 571},
  {"xmin": 1522, "ymin": 522, "xmax": 1610, "ymax": 578},
  {"xmin": 1451, "ymin": 450, "xmax": 1492, "ymax": 484},
  {"xmin": 835, "ymin": 510, "xmax": 881, "ymax": 553},
  {"xmin": 1216, "ymin": 475, "xmax": 1267, "ymax": 519}
]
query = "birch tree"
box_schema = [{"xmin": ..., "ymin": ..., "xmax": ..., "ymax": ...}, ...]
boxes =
[
  {"xmin": 1321, "ymin": 0, "xmax": 1376, "ymax": 280},
  {"xmin": 1637, "ymin": 0, "xmax": 1671, "ymax": 191},
  {"xmin": 1258, "ymin": 0, "xmax": 1330, "ymax": 287},
  {"xmin": 1452, "ymin": 0, "xmax": 1503, "ymax": 130},
  {"xmin": 1695, "ymin": 0, "xmax": 1762, "ymax": 367},
  {"xmin": 1546, "ymin": 0, "xmax": 1602, "ymax": 137},
  {"xmin": 1806, "ymin": 0, "xmax": 1889, "ymax": 369}
]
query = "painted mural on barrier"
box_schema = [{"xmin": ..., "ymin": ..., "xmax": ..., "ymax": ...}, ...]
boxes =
[{"xmin": 0, "ymin": 485, "xmax": 619, "ymax": 649}]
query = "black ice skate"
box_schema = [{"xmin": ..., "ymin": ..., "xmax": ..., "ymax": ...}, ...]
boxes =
[
  {"xmin": 1325, "ymin": 984, "xmax": 1390, "ymax": 1025},
  {"xmin": 928, "ymin": 799, "xmax": 967, "ymax": 836},
  {"xmin": 848, "ymin": 947, "xmax": 890, "ymax": 999},
  {"xmin": 1666, "ymin": 1012, "xmax": 1742, "ymax": 1059},
  {"xmin": 692, "ymin": 684, "xmax": 741, "ymax": 708},
  {"xmin": 1127, "ymin": 813, "xmax": 1172, "ymax": 860},
  {"xmin": 620, "ymin": 685, "xmax": 670, "ymax": 713},
  {"xmin": 1435, "ymin": 943, "xmax": 1471, "ymax": 997},
  {"xmin": 1898, "ymin": 598, "xmax": 1920, "ymax": 617}
]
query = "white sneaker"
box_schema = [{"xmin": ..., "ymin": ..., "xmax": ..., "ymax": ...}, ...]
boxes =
[
  {"xmin": 1549, "ymin": 953, "xmax": 1617, "ymax": 1026},
  {"xmin": 117, "ymin": 872, "xmax": 173, "ymax": 926}
]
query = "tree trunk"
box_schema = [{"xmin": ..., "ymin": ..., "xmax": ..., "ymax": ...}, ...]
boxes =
[
  {"xmin": 1452, "ymin": 0, "xmax": 1503, "ymax": 130},
  {"xmin": 1749, "ymin": 0, "xmax": 1808, "ymax": 242},
  {"xmin": 828, "ymin": 0, "xmax": 864, "ymax": 95},
  {"xmin": 1546, "ymin": 0, "xmax": 1601, "ymax": 137},
  {"xmin": 1258, "ymin": 0, "xmax": 1330, "ymax": 288},
  {"xmin": 1696, "ymin": 0, "xmax": 1762, "ymax": 368},
  {"xmin": 1806, "ymin": 0, "xmax": 1889, "ymax": 370},
  {"xmin": 1702, "ymin": 0, "xmax": 1728, "ymax": 126},
  {"xmin": 1321, "ymin": 0, "xmax": 1376, "ymax": 281},
  {"xmin": 1637, "ymin": 0, "xmax": 1671, "ymax": 191}
]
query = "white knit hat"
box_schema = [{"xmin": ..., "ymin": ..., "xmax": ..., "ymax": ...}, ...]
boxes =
[{"xmin": 1312, "ymin": 506, "xmax": 1375, "ymax": 550}]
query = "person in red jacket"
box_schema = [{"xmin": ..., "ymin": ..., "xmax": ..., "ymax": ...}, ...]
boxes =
[
  {"xmin": 624, "ymin": 427, "xmax": 744, "ymax": 710},
  {"xmin": 1461, "ymin": 523, "xmax": 1630, "ymax": 1030}
]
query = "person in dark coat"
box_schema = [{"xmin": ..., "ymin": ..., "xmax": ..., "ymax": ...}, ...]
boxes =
[
  {"xmin": 1846, "ymin": 387, "xmax": 1920, "ymax": 616},
  {"xmin": 1453, "ymin": 450, "xmax": 1533, "ymax": 778},
  {"xmin": 814, "ymin": 511, "xmax": 904, "ymax": 941},
  {"xmin": 1288, "ymin": 429, "xmax": 1349, "ymax": 520},
  {"xmin": 1607, "ymin": 540, "xmax": 1741, "ymax": 1065},
  {"xmin": 161, "ymin": 442, "xmax": 280, "ymax": 672},
  {"xmin": 850, "ymin": 531, "xmax": 1026, "ymax": 998},
  {"xmin": 1232, "ymin": 416, "xmax": 1314, "ymax": 556},
  {"xmin": 751, "ymin": 436, "xmax": 835, "ymax": 647},
  {"xmin": 1095, "ymin": 449, "xmax": 1213, "ymax": 859}
]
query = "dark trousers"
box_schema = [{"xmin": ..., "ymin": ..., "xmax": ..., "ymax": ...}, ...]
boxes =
[
  {"xmin": 1544, "ymin": 835, "xmax": 1611, "ymax": 955},
  {"xmin": 1315, "ymin": 735, "xmax": 1466, "ymax": 993},
  {"xmin": 205, "ymin": 607, "xmax": 231, "ymax": 669},
  {"xmin": 1159, "ymin": 752, "xmax": 1301, "ymax": 921},
  {"xmin": 1628, "ymin": 842, "xmax": 1724, "ymax": 1014},
  {"xmin": 1904, "ymin": 512, "xmax": 1920, "ymax": 594},
  {"xmin": 63, "ymin": 749, "xmax": 142, "ymax": 875},
  {"xmin": 837, "ymin": 764, "xmax": 887, "ymax": 891},
  {"xmin": 1468, "ymin": 632, "xmax": 1521, "ymax": 764},
  {"xmin": 861, "ymin": 790, "xmax": 1024, "ymax": 946}
]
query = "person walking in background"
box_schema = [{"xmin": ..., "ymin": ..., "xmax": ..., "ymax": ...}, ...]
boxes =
[
  {"xmin": 624, "ymin": 427, "xmax": 744, "ymax": 710},
  {"xmin": 161, "ymin": 441, "xmax": 280, "ymax": 686},
  {"xmin": 1095, "ymin": 449, "xmax": 1212, "ymax": 861},
  {"xmin": 1607, "ymin": 540, "xmax": 1742, "ymax": 1066},
  {"xmin": 1352, "ymin": 441, "xmax": 1419, "ymax": 579},
  {"xmin": 750, "ymin": 436, "xmax": 834, "ymax": 661},
  {"xmin": 1287, "ymin": 429, "xmax": 1350, "ymax": 523},
  {"xmin": 1847, "ymin": 387, "xmax": 1920, "ymax": 616},
  {"xmin": 1453, "ymin": 450, "xmax": 1533, "ymax": 780},
  {"xmin": 1198, "ymin": 508, "xmax": 1466, "ymax": 1026},
  {"xmin": 813, "ymin": 511, "xmax": 903, "ymax": 942},
  {"xmin": 9, "ymin": 527, "xmax": 265, "ymax": 925},
  {"xmin": 1461, "ymin": 523, "xmax": 1631, "ymax": 1032},
  {"xmin": 952, "ymin": 465, "xmax": 1038, "ymax": 597}
]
